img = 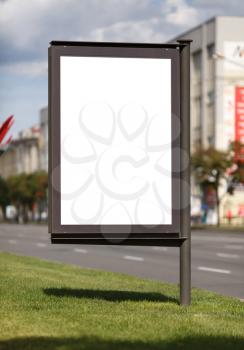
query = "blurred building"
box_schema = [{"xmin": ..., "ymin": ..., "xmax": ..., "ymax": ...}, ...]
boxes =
[
  {"xmin": 0, "ymin": 107, "xmax": 48, "ymax": 178},
  {"xmin": 172, "ymin": 16, "xmax": 244, "ymax": 224},
  {"xmin": 0, "ymin": 126, "xmax": 40, "ymax": 178},
  {"xmin": 39, "ymin": 107, "xmax": 48, "ymax": 171},
  {"xmin": 172, "ymin": 16, "xmax": 244, "ymax": 151}
]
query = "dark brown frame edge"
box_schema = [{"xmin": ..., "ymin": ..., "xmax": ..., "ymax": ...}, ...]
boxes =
[
  {"xmin": 178, "ymin": 40, "xmax": 192, "ymax": 305},
  {"xmin": 48, "ymin": 41, "xmax": 187, "ymax": 245}
]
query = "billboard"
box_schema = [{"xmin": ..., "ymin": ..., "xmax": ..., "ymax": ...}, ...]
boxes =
[
  {"xmin": 223, "ymin": 85, "xmax": 244, "ymax": 157},
  {"xmin": 235, "ymin": 86, "xmax": 244, "ymax": 144},
  {"xmin": 235, "ymin": 86, "xmax": 244, "ymax": 161},
  {"xmin": 48, "ymin": 40, "xmax": 191, "ymax": 305},
  {"xmin": 48, "ymin": 41, "xmax": 190, "ymax": 246}
]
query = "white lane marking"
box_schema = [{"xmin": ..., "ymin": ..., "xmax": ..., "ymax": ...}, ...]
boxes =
[
  {"xmin": 8, "ymin": 239, "xmax": 16, "ymax": 244},
  {"xmin": 123, "ymin": 255, "xmax": 144, "ymax": 262},
  {"xmin": 217, "ymin": 253, "xmax": 240, "ymax": 259},
  {"xmin": 225, "ymin": 245, "xmax": 243, "ymax": 250},
  {"xmin": 152, "ymin": 247, "xmax": 168, "ymax": 251},
  {"xmin": 198, "ymin": 266, "xmax": 231, "ymax": 274},
  {"xmin": 74, "ymin": 248, "xmax": 87, "ymax": 254},
  {"xmin": 36, "ymin": 242, "xmax": 47, "ymax": 248},
  {"xmin": 193, "ymin": 236, "xmax": 244, "ymax": 243}
]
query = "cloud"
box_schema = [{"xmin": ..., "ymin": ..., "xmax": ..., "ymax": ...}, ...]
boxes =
[
  {"xmin": 1, "ymin": 0, "xmax": 244, "ymax": 77},
  {"xmin": 165, "ymin": 0, "xmax": 199, "ymax": 26},
  {"xmin": 0, "ymin": 0, "xmax": 201, "ymax": 71},
  {"xmin": 1, "ymin": 0, "xmax": 244, "ymax": 134},
  {"xmin": 0, "ymin": 0, "xmax": 158, "ymax": 61},
  {"xmin": 189, "ymin": 0, "xmax": 244, "ymax": 19},
  {"xmin": 0, "ymin": 60, "xmax": 47, "ymax": 77},
  {"xmin": 85, "ymin": 18, "xmax": 167, "ymax": 43}
]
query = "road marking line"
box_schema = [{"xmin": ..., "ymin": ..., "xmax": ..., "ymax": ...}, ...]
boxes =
[
  {"xmin": 152, "ymin": 247, "xmax": 168, "ymax": 251},
  {"xmin": 194, "ymin": 237, "xmax": 244, "ymax": 243},
  {"xmin": 123, "ymin": 255, "xmax": 144, "ymax": 262},
  {"xmin": 216, "ymin": 253, "xmax": 240, "ymax": 259},
  {"xmin": 225, "ymin": 245, "xmax": 243, "ymax": 250},
  {"xmin": 198, "ymin": 266, "xmax": 231, "ymax": 274},
  {"xmin": 36, "ymin": 242, "xmax": 47, "ymax": 248},
  {"xmin": 8, "ymin": 239, "xmax": 16, "ymax": 244},
  {"xmin": 74, "ymin": 248, "xmax": 87, "ymax": 254}
]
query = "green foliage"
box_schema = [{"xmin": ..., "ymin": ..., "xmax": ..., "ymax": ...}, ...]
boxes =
[
  {"xmin": 7, "ymin": 171, "xmax": 48, "ymax": 209},
  {"xmin": 192, "ymin": 143, "xmax": 244, "ymax": 191},
  {"xmin": 191, "ymin": 147, "xmax": 230, "ymax": 190},
  {"xmin": 34, "ymin": 171, "xmax": 48, "ymax": 200},
  {"xmin": 0, "ymin": 253, "xmax": 244, "ymax": 350},
  {"xmin": 7, "ymin": 174, "xmax": 33, "ymax": 207},
  {"xmin": 5, "ymin": 171, "xmax": 48, "ymax": 221},
  {"xmin": 0, "ymin": 176, "xmax": 9, "ymax": 218},
  {"xmin": 228, "ymin": 141, "xmax": 244, "ymax": 183}
]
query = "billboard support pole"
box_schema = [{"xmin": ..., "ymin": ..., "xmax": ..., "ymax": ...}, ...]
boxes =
[{"xmin": 178, "ymin": 39, "xmax": 192, "ymax": 306}]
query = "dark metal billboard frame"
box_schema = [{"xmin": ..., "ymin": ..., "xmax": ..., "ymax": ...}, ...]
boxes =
[{"xmin": 48, "ymin": 40, "xmax": 191, "ymax": 305}]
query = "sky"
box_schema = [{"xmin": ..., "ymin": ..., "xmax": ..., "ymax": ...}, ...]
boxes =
[{"xmin": 1, "ymin": 0, "xmax": 244, "ymax": 136}]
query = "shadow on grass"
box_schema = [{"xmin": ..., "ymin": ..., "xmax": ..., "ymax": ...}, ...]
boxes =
[
  {"xmin": 0, "ymin": 335, "xmax": 243, "ymax": 350},
  {"xmin": 43, "ymin": 288, "xmax": 177, "ymax": 303}
]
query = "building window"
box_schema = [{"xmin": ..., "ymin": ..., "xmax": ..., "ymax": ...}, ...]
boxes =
[
  {"xmin": 207, "ymin": 44, "xmax": 215, "ymax": 82},
  {"xmin": 207, "ymin": 90, "xmax": 214, "ymax": 105},
  {"xmin": 192, "ymin": 50, "xmax": 202, "ymax": 82},
  {"xmin": 207, "ymin": 44, "xmax": 215, "ymax": 60}
]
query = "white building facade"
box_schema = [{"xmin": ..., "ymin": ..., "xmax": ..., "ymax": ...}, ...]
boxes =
[
  {"xmin": 39, "ymin": 107, "xmax": 48, "ymax": 171},
  {"xmin": 172, "ymin": 16, "xmax": 244, "ymax": 150},
  {"xmin": 0, "ymin": 126, "xmax": 40, "ymax": 179},
  {"xmin": 173, "ymin": 16, "xmax": 244, "ymax": 224}
]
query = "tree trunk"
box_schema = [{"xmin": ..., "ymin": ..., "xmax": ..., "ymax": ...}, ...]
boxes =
[{"xmin": 2, "ymin": 205, "xmax": 7, "ymax": 221}]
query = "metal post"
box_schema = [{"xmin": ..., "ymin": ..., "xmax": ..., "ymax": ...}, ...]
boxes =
[{"xmin": 178, "ymin": 39, "xmax": 192, "ymax": 305}]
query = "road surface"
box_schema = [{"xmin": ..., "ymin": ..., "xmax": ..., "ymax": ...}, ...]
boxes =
[{"xmin": 0, "ymin": 224, "xmax": 243, "ymax": 299}]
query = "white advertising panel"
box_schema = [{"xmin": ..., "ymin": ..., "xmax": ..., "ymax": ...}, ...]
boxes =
[{"xmin": 60, "ymin": 56, "xmax": 172, "ymax": 226}]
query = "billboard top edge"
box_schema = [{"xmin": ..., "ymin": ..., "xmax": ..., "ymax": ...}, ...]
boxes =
[{"xmin": 49, "ymin": 40, "xmax": 186, "ymax": 49}]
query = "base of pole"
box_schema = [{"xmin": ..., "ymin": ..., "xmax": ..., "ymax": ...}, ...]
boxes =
[{"xmin": 180, "ymin": 238, "xmax": 191, "ymax": 305}]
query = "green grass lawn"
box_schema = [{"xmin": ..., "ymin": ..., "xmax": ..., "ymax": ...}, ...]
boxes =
[{"xmin": 0, "ymin": 252, "xmax": 243, "ymax": 350}]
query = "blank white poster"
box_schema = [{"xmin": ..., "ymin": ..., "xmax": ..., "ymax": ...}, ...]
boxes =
[{"xmin": 60, "ymin": 56, "xmax": 172, "ymax": 225}]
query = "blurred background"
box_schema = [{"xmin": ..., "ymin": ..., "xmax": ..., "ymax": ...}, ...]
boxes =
[{"xmin": 0, "ymin": 0, "xmax": 243, "ymax": 228}]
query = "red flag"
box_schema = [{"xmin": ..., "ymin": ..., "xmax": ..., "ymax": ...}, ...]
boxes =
[{"xmin": 0, "ymin": 115, "xmax": 14, "ymax": 145}]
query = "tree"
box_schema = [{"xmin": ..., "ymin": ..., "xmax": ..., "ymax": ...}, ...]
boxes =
[
  {"xmin": 28, "ymin": 171, "xmax": 48, "ymax": 221},
  {"xmin": 7, "ymin": 171, "xmax": 48, "ymax": 222},
  {"xmin": 7, "ymin": 174, "xmax": 32, "ymax": 222},
  {"xmin": 0, "ymin": 176, "xmax": 9, "ymax": 220},
  {"xmin": 227, "ymin": 141, "xmax": 244, "ymax": 184},
  {"xmin": 192, "ymin": 147, "xmax": 232, "ymax": 226}
]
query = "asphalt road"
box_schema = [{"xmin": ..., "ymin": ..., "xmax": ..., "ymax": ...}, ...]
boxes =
[{"xmin": 0, "ymin": 224, "xmax": 243, "ymax": 299}]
